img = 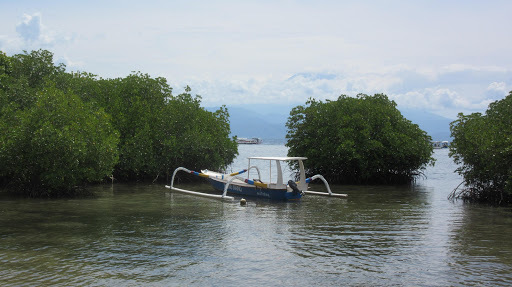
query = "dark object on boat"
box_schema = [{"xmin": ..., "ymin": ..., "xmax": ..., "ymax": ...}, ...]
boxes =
[{"xmin": 288, "ymin": 180, "xmax": 301, "ymax": 194}]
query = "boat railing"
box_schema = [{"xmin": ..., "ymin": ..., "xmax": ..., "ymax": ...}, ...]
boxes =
[
  {"xmin": 165, "ymin": 167, "xmax": 235, "ymax": 200},
  {"xmin": 303, "ymin": 174, "xmax": 348, "ymax": 198}
]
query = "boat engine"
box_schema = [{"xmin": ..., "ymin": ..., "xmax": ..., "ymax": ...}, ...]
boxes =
[{"xmin": 288, "ymin": 180, "xmax": 302, "ymax": 195}]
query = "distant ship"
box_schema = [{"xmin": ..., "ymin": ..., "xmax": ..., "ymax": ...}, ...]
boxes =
[
  {"xmin": 432, "ymin": 141, "xmax": 449, "ymax": 149},
  {"xmin": 236, "ymin": 137, "xmax": 262, "ymax": 144}
]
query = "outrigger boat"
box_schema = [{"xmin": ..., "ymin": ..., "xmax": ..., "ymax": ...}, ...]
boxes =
[{"xmin": 165, "ymin": 156, "xmax": 347, "ymax": 201}]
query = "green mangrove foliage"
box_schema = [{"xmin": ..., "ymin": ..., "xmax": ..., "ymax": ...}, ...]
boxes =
[
  {"xmin": 286, "ymin": 94, "xmax": 434, "ymax": 184},
  {"xmin": 0, "ymin": 87, "xmax": 119, "ymax": 196},
  {"xmin": 0, "ymin": 49, "xmax": 238, "ymax": 196},
  {"xmin": 449, "ymin": 91, "xmax": 512, "ymax": 205}
]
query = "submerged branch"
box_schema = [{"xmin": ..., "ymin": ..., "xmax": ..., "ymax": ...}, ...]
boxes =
[
  {"xmin": 448, "ymin": 181, "xmax": 466, "ymax": 201},
  {"xmin": 152, "ymin": 172, "xmax": 160, "ymax": 184}
]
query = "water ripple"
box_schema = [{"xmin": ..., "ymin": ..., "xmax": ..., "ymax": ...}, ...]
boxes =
[{"xmin": 1, "ymin": 149, "xmax": 511, "ymax": 286}]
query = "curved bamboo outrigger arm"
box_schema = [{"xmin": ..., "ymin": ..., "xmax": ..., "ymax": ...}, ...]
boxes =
[
  {"xmin": 302, "ymin": 174, "xmax": 348, "ymax": 198},
  {"xmin": 246, "ymin": 165, "xmax": 262, "ymax": 182},
  {"xmin": 165, "ymin": 167, "xmax": 235, "ymax": 201}
]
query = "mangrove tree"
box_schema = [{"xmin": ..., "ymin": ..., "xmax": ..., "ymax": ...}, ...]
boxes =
[
  {"xmin": 286, "ymin": 94, "xmax": 434, "ymax": 184},
  {"xmin": 449, "ymin": 91, "xmax": 512, "ymax": 205},
  {"xmin": 0, "ymin": 49, "xmax": 238, "ymax": 196}
]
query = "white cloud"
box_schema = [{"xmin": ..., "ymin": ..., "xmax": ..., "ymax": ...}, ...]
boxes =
[
  {"xmin": 16, "ymin": 13, "xmax": 43, "ymax": 43},
  {"xmin": 441, "ymin": 64, "xmax": 508, "ymax": 74},
  {"xmin": 55, "ymin": 56, "xmax": 85, "ymax": 69},
  {"xmin": 485, "ymin": 81, "xmax": 509, "ymax": 101},
  {"xmin": 0, "ymin": 35, "xmax": 23, "ymax": 53},
  {"xmin": 15, "ymin": 13, "xmax": 58, "ymax": 48},
  {"xmin": 487, "ymin": 82, "xmax": 507, "ymax": 92},
  {"xmin": 2, "ymin": 3, "xmax": 512, "ymax": 120},
  {"xmin": 178, "ymin": 65, "xmax": 512, "ymax": 119},
  {"xmin": 1, "ymin": 12, "xmax": 73, "ymax": 54}
]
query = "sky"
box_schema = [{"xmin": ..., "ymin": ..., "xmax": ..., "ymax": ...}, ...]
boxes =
[{"xmin": 1, "ymin": 0, "xmax": 511, "ymax": 119}]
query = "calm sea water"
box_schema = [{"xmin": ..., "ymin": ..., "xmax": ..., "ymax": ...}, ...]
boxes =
[{"xmin": 1, "ymin": 144, "xmax": 512, "ymax": 286}]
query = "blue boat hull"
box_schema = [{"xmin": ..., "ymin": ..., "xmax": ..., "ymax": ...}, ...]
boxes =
[{"xmin": 207, "ymin": 178, "xmax": 302, "ymax": 201}]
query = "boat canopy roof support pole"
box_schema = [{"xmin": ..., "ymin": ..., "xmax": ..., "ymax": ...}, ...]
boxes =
[
  {"xmin": 297, "ymin": 160, "xmax": 307, "ymax": 190},
  {"xmin": 275, "ymin": 160, "xmax": 285, "ymax": 188},
  {"xmin": 248, "ymin": 159, "xmax": 251, "ymax": 180}
]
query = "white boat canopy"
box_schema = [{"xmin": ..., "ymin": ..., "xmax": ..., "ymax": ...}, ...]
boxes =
[{"xmin": 247, "ymin": 156, "xmax": 308, "ymax": 189}]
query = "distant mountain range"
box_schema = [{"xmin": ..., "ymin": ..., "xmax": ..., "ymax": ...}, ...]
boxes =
[
  {"xmin": 400, "ymin": 108, "xmax": 454, "ymax": 141},
  {"xmin": 206, "ymin": 105, "xmax": 291, "ymax": 142},
  {"xmin": 206, "ymin": 104, "xmax": 454, "ymax": 142}
]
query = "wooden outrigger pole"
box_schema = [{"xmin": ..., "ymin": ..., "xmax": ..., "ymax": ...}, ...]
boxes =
[
  {"xmin": 302, "ymin": 174, "xmax": 347, "ymax": 197},
  {"xmin": 165, "ymin": 167, "xmax": 237, "ymax": 200}
]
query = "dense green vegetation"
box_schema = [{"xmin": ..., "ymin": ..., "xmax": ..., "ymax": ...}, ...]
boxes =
[
  {"xmin": 449, "ymin": 91, "xmax": 512, "ymax": 205},
  {"xmin": 286, "ymin": 94, "xmax": 434, "ymax": 184},
  {"xmin": 0, "ymin": 49, "xmax": 238, "ymax": 196}
]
